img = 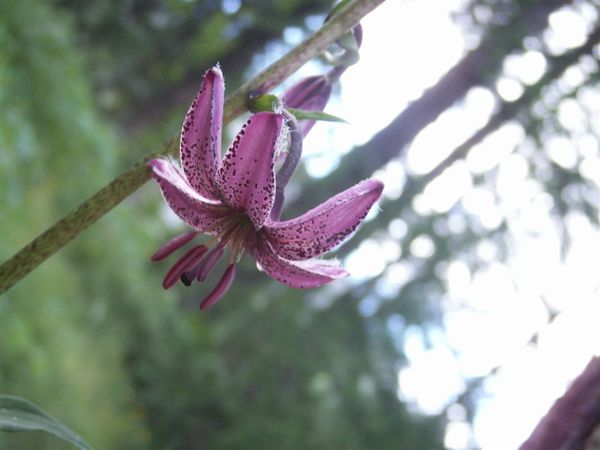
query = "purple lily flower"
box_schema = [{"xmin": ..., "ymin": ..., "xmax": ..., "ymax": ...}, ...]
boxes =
[{"xmin": 149, "ymin": 66, "xmax": 383, "ymax": 309}]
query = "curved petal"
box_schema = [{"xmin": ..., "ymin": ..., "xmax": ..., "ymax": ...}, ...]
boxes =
[
  {"xmin": 250, "ymin": 236, "xmax": 348, "ymax": 288},
  {"xmin": 217, "ymin": 112, "xmax": 284, "ymax": 229},
  {"xmin": 149, "ymin": 158, "xmax": 231, "ymax": 234},
  {"xmin": 264, "ymin": 179, "xmax": 383, "ymax": 260},
  {"xmin": 180, "ymin": 66, "xmax": 224, "ymax": 200}
]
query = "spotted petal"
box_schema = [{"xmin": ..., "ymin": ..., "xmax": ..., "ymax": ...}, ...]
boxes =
[
  {"xmin": 217, "ymin": 112, "xmax": 284, "ymax": 229},
  {"xmin": 264, "ymin": 179, "xmax": 383, "ymax": 260},
  {"xmin": 149, "ymin": 158, "xmax": 231, "ymax": 234},
  {"xmin": 251, "ymin": 236, "xmax": 348, "ymax": 288},
  {"xmin": 180, "ymin": 66, "xmax": 224, "ymax": 200}
]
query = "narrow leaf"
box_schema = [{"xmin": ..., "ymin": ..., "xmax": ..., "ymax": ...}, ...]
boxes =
[
  {"xmin": 0, "ymin": 395, "xmax": 92, "ymax": 450},
  {"xmin": 286, "ymin": 108, "xmax": 348, "ymax": 124}
]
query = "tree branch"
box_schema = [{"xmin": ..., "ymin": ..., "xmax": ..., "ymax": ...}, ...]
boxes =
[
  {"xmin": 422, "ymin": 24, "xmax": 600, "ymax": 182},
  {"xmin": 520, "ymin": 357, "xmax": 600, "ymax": 450},
  {"xmin": 0, "ymin": 0, "xmax": 386, "ymax": 295},
  {"xmin": 292, "ymin": 0, "xmax": 572, "ymax": 211},
  {"xmin": 338, "ymin": 22, "xmax": 599, "ymax": 257}
]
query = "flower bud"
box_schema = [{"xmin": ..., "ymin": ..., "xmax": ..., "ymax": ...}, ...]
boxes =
[
  {"xmin": 247, "ymin": 92, "xmax": 281, "ymax": 113},
  {"xmin": 282, "ymin": 75, "xmax": 333, "ymax": 137}
]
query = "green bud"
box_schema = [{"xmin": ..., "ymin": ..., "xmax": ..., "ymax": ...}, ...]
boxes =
[{"xmin": 247, "ymin": 92, "xmax": 282, "ymax": 113}]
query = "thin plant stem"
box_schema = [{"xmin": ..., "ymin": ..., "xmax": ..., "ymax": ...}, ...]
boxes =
[
  {"xmin": 271, "ymin": 110, "xmax": 302, "ymax": 221},
  {"xmin": 0, "ymin": 0, "xmax": 386, "ymax": 295}
]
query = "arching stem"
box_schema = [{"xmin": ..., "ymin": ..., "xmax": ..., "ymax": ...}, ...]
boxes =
[{"xmin": 271, "ymin": 111, "xmax": 302, "ymax": 221}]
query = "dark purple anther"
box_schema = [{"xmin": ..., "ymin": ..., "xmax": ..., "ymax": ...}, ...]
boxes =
[
  {"xmin": 180, "ymin": 271, "xmax": 195, "ymax": 286},
  {"xmin": 199, "ymin": 264, "xmax": 236, "ymax": 310}
]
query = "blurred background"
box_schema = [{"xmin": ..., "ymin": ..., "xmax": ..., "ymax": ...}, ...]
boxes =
[{"xmin": 0, "ymin": 0, "xmax": 598, "ymax": 449}]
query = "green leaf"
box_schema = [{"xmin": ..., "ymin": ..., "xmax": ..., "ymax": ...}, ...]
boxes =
[
  {"xmin": 287, "ymin": 108, "xmax": 348, "ymax": 124},
  {"xmin": 0, "ymin": 395, "xmax": 93, "ymax": 450}
]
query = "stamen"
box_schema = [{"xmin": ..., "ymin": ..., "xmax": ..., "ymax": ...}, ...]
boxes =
[
  {"xmin": 162, "ymin": 245, "xmax": 207, "ymax": 289},
  {"xmin": 228, "ymin": 227, "xmax": 251, "ymax": 264},
  {"xmin": 196, "ymin": 245, "xmax": 225, "ymax": 282},
  {"xmin": 204, "ymin": 215, "xmax": 232, "ymax": 234},
  {"xmin": 219, "ymin": 223, "xmax": 241, "ymax": 245},
  {"xmin": 151, "ymin": 231, "xmax": 198, "ymax": 261},
  {"xmin": 199, "ymin": 264, "xmax": 236, "ymax": 310},
  {"xmin": 181, "ymin": 225, "xmax": 238, "ymax": 285},
  {"xmin": 229, "ymin": 239, "xmax": 243, "ymax": 264}
]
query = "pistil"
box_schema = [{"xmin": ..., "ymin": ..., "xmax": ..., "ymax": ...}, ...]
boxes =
[{"xmin": 199, "ymin": 264, "xmax": 236, "ymax": 310}]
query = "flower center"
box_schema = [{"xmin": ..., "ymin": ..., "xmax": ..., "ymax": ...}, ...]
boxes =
[
  {"xmin": 216, "ymin": 212, "xmax": 255, "ymax": 263},
  {"xmin": 180, "ymin": 211, "xmax": 253, "ymax": 285}
]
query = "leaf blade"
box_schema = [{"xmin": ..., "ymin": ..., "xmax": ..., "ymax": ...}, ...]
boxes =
[
  {"xmin": 0, "ymin": 395, "xmax": 93, "ymax": 450},
  {"xmin": 286, "ymin": 107, "xmax": 348, "ymax": 124}
]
